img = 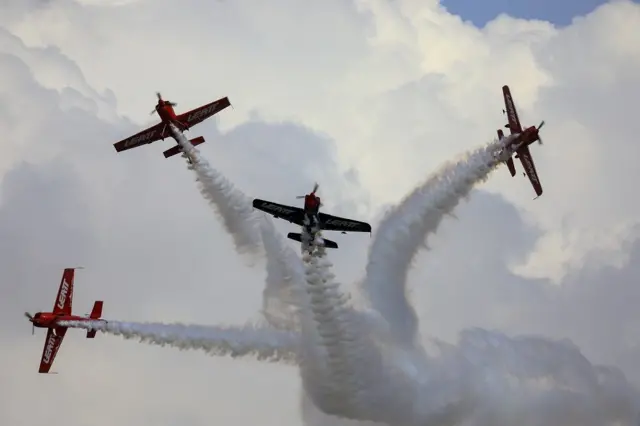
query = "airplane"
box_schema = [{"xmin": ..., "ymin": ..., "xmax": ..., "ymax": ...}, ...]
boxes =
[
  {"xmin": 112, "ymin": 92, "xmax": 231, "ymax": 159},
  {"xmin": 497, "ymin": 85, "xmax": 546, "ymax": 198},
  {"xmin": 24, "ymin": 267, "xmax": 105, "ymax": 374},
  {"xmin": 252, "ymin": 183, "xmax": 372, "ymax": 250}
]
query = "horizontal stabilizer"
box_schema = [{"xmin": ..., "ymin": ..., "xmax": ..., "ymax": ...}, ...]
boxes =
[
  {"xmin": 163, "ymin": 136, "xmax": 205, "ymax": 158},
  {"xmin": 506, "ymin": 157, "xmax": 516, "ymax": 176},
  {"xmin": 287, "ymin": 232, "xmax": 338, "ymax": 249}
]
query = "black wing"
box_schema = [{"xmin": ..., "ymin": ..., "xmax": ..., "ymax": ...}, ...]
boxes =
[
  {"xmin": 318, "ymin": 212, "xmax": 372, "ymax": 233},
  {"xmin": 253, "ymin": 199, "xmax": 305, "ymax": 226}
]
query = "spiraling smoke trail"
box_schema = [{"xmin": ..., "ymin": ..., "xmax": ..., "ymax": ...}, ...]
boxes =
[
  {"xmin": 360, "ymin": 137, "xmax": 514, "ymax": 348},
  {"xmin": 170, "ymin": 124, "xmax": 263, "ymax": 257},
  {"xmin": 296, "ymin": 230, "xmax": 414, "ymax": 425},
  {"xmin": 297, "ymin": 233, "xmax": 365, "ymax": 419},
  {"xmin": 80, "ymin": 131, "xmax": 640, "ymax": 426},
  {"xmin": 60, "ymin": 320, "xmax": 299, "ymax": 364},
  {"xmin": 283, "ymin": 138, "xmax": 640, "ymax": 426}
]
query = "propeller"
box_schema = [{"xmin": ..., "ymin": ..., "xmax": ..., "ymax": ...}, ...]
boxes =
[
  {"xmin": 536, "ymin": 120, "xmax": 545, "ymax": 145},
  {"xmin": 158, "ymin": 92, "xmax": 177, "ymax": 106},
  {"xmin": 24, "ymin": 312, "xmax": 34, "ymax": 335},
  {"xmin": 296, "ymin": 183, "xmax": 319, "ymax": 199},
  {"xmin": 151, "ymin": 92, "xmax": 177, "ymax": 114}
]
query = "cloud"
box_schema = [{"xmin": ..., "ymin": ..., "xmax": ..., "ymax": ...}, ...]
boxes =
[
  {"xmin": 411, "ymin": 190, "xmax": 640, "ymax": 385},
  {"xmin": 2, "ymin": 0, "xmax": 640, "ymax": 425}
]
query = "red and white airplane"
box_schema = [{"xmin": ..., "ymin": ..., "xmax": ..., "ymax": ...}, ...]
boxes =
[
  {"xmin": 113, "ymin": 92, "xmax": 231, "ymax": 159},
  {"xmin": 25, "ymin": 268, "xmax": 104, "ymax": 374},
  {"xmin": 497, "ymin": 85, "xmax": 546, "ymax": 198}
]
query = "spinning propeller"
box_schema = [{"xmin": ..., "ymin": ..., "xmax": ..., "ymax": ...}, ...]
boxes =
[
  {"xmin": 536, "ymin": 120, "xmax": 545, "ymax": 145},
  {"xmin": 296, "ymin": 183, "xmax": 319, "ymax": 199},
  {"xmin": 150, "ymin": 92, "xmax": 177, "ymax": 115},
  {"xmin": 24, "ymin": 312, "xmax": 34, "ymax": 335}
]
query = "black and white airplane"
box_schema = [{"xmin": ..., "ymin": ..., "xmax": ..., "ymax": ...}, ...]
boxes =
[{"xmin": 252, "ymin": 183, "xmax": 371, "ymax": 250}]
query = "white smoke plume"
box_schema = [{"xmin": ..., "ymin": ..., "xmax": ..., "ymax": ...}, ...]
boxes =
[
  {"xmin": 295, "ymin": 230, "xmax": 411, "ymax": 425},
  {"xmin": 278, "ymin": 139, "xmax": 640, "ymax": 426},
  {"xmin": 259, "ymin": 214, "xmax": 307, "ymax": 331},
  {"xmin": 297, "ymin": 235, "xmax": 367, "ymax": 419},
  {"xmin": 169, "ymin": 124, "xmax": 263, "ymax": 257},
  {"xmin": 360, "ymin": 138, "xmax": 513, "ymax": 348},
  {"xmin": 60, "ymin": 319, "xmax": 298, "ymax": 363},
  {"xmin": 57, "ymin": 133, "xmax": 640, "ymax": 426}
]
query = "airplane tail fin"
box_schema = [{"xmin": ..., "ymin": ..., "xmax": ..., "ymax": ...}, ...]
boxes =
[
  {"xmin": 497, "ymin": 129, "xmax": 517, "ymax": 177},
  {"xmin": 163, "ymin": 136, "xmax": 205, "ymax": 158},
  {"xmin": 86, "ymin": 301, "xmax": 103, "ymax": 339},
  {"xmin": 287, "ymin": 232, "xmax": 338, "ymax": 249}
]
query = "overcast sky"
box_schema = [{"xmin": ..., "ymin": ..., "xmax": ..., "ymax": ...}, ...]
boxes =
[{"xmin": 1, "ymin": 0, "xmax": 640, "ymax": 425}]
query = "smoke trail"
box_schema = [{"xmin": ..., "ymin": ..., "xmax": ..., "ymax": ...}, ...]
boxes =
[
  {"xmin": 296, "ymin": 230, "xmax": 407, "ymax": 425},
  {"xmin": 281, "ymin": 140, "xmax": 640, "ymax": 426},
  {"xmin": 170, "ymin": 124, "xmax": 262, "ymax": 257},
  {"xmin": 296, "ymin": 312, "xmax": 640, "ymax": 426},
  {"xmin": 170, "ymin": 125, "xmax": 311, "ymax": 327},
  {"xmin": 298, "ymin": 234, "xmax": 364, "ymax": 418},
  {"xmin": 259, "ymin": 214, "xmax": 306, "ymax": 331},
  {"xmin": 61, "ymin": 320, "xmax": 298, "ymax": 364},
  {"xmin": 360, "ymin": 137, "xmax": 514, "ymax": 348},
  {"xmin": 430, "ymin": 329, "xmax": 640, "ymax": 426}
]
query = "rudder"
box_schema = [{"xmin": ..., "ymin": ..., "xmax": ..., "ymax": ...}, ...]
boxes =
[
  {"xmin": 89, "ymin": 301, "xmax": 103, "ymax": 319},
  {"xmin": 86, "ymin": 301, "xmax": 103, "ymax": 339},
  {"xmin": 163, "ymin": 136, "xmax": 205, "ymax": 158}
]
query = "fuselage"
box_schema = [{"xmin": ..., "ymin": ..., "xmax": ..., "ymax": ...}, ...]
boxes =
[
  {"xmin": 504, "ymin": 126, "xmax": 540, "ymax": 153},
  {"xmin": 155, "ymin": 101, "xmax": 189, "ymax": 132},
  {"xmin": 520, "ymin": 126, "xmax": 540, "ymax": 146},
  {"xmin": 156, "ymin": 102, "xmax": 179, "ymax": 123},
  {"xmin": 30, "ymin": 312, "xmax": 93, "ymax": 329}
]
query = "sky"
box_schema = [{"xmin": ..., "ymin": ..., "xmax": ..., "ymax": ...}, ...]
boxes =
[
  {"xmin": 441, "ymin": 0, "xmax": 638, "ymax": 27},
  {"xmin": 1, "ymin": 0, "xmax": 640, "ymax": 425}
]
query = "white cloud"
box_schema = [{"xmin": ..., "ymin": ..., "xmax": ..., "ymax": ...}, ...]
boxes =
[{"xmin": 2, "ymin": 0, "xmax": 640, "ymax": 425}]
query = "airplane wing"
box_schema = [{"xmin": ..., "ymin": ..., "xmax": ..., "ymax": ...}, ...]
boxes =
[
  {"xmin": 318, "ymin": 212, "xmax": 372, "ymax": 233},
  {"xmin": 178, "ymin": 97, "xmax": 231, "ymax": 128},
  {"xmin": 53, "ymin": 268, "xmax": 74, "ymax": 315},
  {"xmin": 502, "ymin": 85, "xmax": 523, "ymax": 134},
  {"xmin": 113, "ymin": 122, "xmax": 167, "ymax": 153},
  {"xmin": 252, "ymin": 199, "xmax": 305, "ymax": 226},
  {"xmin": 38, "ymin": 327, "xmax": 67, "ymax": 374},
  {"xmin": 517, "ymin": 145, "xmax": 543, "ymax": 197}
]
